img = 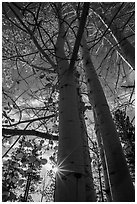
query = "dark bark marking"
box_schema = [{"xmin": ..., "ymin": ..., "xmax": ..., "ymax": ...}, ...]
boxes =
[
  {"xmin": 68, "ymin": 119, "xmax": 73, "ymax": 122},
  {"xmin": 86, "ymin": 59, "xmax": 90, "ymax": 65},
  {"xmin": 62, "ymin": 175, "xmax": 67, "ymax": 180},
  {"xmin": 74, "ymin": 172, "xmax": 82, "ymax": 179},
  {"xmin": 64, "ymin": 84, "xmax": 69, "ymax": 87}
]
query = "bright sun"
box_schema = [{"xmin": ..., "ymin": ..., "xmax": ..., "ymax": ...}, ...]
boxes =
[
  {"xmin": 45, "ymin": 162, "xmax": 59, "ymax": 173},
  {"xmin": 53, "ymin": 166, "xmax": 59, "ymax": 173}
]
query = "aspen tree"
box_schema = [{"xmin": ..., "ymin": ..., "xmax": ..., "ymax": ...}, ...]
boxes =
[
  {"xmin": 81, "ymin": 35, "xmax": 135, "ymax": 201},
  {"xmin": 54, "ymin": 3, "xmax": 91, "ymax": 201},
  {"xmin": 76, "ymin": 79, "xmax": 96, "ymax": 201},
  {"xmin": 93, "ymin": 109, "xmax": 112, "ymax": 201}
]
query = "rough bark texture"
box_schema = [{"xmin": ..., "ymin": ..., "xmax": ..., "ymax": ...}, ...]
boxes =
[{"xmin": 82, "ymin": 35, "xmax": 135, "ymax": 201}]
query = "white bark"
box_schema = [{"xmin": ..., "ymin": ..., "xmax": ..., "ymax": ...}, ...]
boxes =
[
  {"xmin": 82, "ymin": 35, "xmax": 135, "ymax": 201},
  {"xmin": 55, "ymin": 70, "xmax": 86, "ymax": 201},
  {"xmin": 55, "ymin": 5, "xmax": 91, "ymax": 201}
]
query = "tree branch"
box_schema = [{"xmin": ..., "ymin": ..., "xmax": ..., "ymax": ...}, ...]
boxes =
[
  {"xmin": 69, "ymin": 3, "xmax": 90, "ymax": 71},
  {"xmin": 7, "ymin": 3, "xmax": 57, "ymax": 69},
  {"xmin": 3, "ymin": 114, "xmax": 55, "ymax": 127},
  {"xmin": 2, "ymin": 128, "xmax": 58, "ymax": 141}
]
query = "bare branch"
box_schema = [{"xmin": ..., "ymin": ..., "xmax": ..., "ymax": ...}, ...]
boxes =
[
  {"xmin": 2, "ymin": 128, "xmax": 58, "ymax": 141},
  {"xmin": 3, "ymin": 114, "xmax": 56, "ymax": 127},
  {"xmin": 7, "ymin": 3, "xmax": 57, "ymax": 69},
  {"xmin": 69, "ymin": 3, "xmax": 90, "ymax": 71}
]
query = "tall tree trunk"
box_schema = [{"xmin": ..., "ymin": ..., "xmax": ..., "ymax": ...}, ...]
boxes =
[
  {"xmin": 93, "ymin": 109, "xmax": 112, "ymax": 201},
  {"xmin": 55, "ymin": 70, "xmax": 86, "ymax": 201},
  {"xmin": 77, "ymin": 85, "xmax": 96, "ymax": 201},
  {"xmin": 91, "ymin": 3, "xmax": 135, "ymax": 70},
  {"xmin": 81, "ymin": 35, "xmax": 135, "ymax": 201},
  {"xmin": 54, "ymin": 4, "xmax": 93, "ymax": 201}
]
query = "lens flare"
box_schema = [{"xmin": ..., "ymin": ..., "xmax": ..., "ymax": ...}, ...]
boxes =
[{"xmin": 53, "ymin": 166, "xmax": 59, "ymax": 173}]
